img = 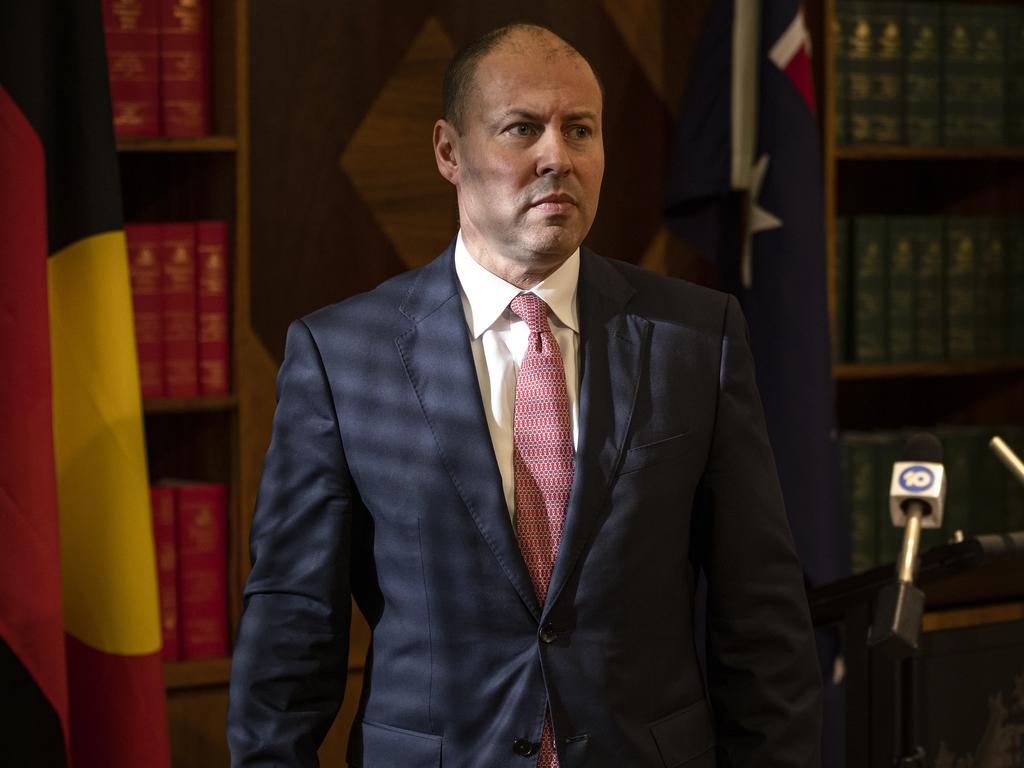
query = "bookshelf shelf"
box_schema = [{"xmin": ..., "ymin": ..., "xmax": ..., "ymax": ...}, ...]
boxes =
[
  {"xmin": 143, "ymin": 395, "xmax": 239, "ymax": 414},
  {"xmin": 163, "ymin": 657, "xmax": 232, "ymax": 690},
  {"xmin": 116, "ymin": 135, "xmax": 238, "ymax": 153},
  {"xmin": 834, "ymin": 359, "xmax": 1024, "ymax": 380},
  {"xmin": 835, "ymin": 145, "xmax": 1024, "ymax": 161}
]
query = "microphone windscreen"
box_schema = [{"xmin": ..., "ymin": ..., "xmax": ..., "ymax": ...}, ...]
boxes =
[{"xmin": 902, "ymin": 432, "xmax": 943, "ymax": 464}]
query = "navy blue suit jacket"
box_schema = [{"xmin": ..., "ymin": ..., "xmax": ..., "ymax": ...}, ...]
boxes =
[{"xmin": 227, "ymin": 243, "xmax": 821, "ymax": 767}]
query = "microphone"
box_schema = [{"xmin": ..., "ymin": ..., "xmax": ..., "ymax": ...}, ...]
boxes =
[
  {"xmin": 989, "ymin": 436, "xmax": 1024, "ymax": 489},
  {"xmin": 868, "ymin": 433, "xmax": 946, "ymax": 659}
]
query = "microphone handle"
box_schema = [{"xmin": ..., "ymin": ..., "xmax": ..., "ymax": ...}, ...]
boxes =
[{"xmin": 897, "ymin": 499, "xmax": 927, "ymax": 584}]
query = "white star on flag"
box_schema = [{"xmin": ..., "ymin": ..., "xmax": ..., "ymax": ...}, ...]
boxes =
[{"xmin": 741, "ymin": 152, "xmax": 782, "ymax": 288}]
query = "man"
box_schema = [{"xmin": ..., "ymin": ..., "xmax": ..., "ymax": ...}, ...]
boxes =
[{"xmin": 228, "ymin": 23, "xmax": 821, "ymax": 768}]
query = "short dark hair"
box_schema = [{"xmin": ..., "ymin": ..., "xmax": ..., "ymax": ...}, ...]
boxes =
[{"xmin": 441, "ymin": 23, "xmax": 604, "ymax": 134}]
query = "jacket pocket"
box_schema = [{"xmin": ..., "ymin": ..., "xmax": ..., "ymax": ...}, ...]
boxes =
[
  {"xmin": 648, "ymin": 699, "xmax": 715, "ymax": 768},
  {"xmin": 619, "ymin": 432, "xmax": 692, "ymax": 475},
  {"xmin": 348, "ymin": 719, "xmax": 442, "ymax": 767}
]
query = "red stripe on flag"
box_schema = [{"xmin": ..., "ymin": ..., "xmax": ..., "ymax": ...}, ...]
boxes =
[
  {"xmin": 66, "ymin": 634, "xmax": 170, "ymax": 768},
  {"xmin": 0, "ymin": 83, "xmax": 71, "ymax": 759},
  {"xmin": 785, "ymin": 48, "xmax": 816, "ymax": 114}
]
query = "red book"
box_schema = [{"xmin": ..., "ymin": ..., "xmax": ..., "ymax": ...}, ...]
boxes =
[
  {"xmin": 159, "ymin": 0, "xmax": 210, "ymax": 136},
  {"xmin": 126, "ymin": 223, "xmax": 164, "ymax": 398},
  {"xmin": 196, "ymin": 221, "xmax": 229, "ymax": 395},
  {"xmin": 150, "ymin": 485, "xmax": 180, "ymax": 660},
  {"xmin": 175, "ymin": 483, "xmax": 228, "ymax": 659},
  {"xmin": 160, "ymin": 223, "xmax": 198, "ymax": 397},
  {"xmin": 102, "ymin": 0, "xmax": 161, "ymax": 136}
]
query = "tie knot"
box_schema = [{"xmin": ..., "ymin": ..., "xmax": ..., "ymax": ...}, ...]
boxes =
[{"xmin": 510, "ymin": 292, "xmax": 551, "ymax": 334}]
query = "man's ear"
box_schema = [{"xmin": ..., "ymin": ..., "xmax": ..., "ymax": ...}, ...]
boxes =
[{"xmin": 433, "ymin": 119, "xmax": 460, "ymax": 184}]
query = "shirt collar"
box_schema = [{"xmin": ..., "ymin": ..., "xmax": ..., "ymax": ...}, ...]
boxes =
[{"xmin": 454, "ymin": 230, "xmax": 580, "ymax": 340}]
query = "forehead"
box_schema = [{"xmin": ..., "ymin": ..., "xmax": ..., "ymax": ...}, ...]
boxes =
[{"xmin": 470, "ymin": 40, "xmax": 602, "ymax": 118}]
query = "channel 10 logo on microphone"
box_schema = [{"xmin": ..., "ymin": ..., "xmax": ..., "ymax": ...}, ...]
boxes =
[{"xmin": 899, "ymin": 465, "xmax": 935, "ymax": 493}]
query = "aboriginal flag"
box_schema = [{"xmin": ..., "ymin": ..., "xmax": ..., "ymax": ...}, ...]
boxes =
[{"xmin": 0, "ymin": 3, "xmax": 170, "ymax": 766}]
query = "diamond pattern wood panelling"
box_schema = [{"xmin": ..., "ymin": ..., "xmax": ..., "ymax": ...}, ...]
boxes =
[{"xmin": 251, "ymin": 0, "xmax": 715, "ymax": 363}]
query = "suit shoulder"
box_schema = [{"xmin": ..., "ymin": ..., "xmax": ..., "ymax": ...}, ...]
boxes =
[
  {"xmin": 298, "ymin": 264, "xmax": 423, "ymax": 338},
  {"xmin": 596, "ymin": 254, "xmax": 733, "ymax": 332}
]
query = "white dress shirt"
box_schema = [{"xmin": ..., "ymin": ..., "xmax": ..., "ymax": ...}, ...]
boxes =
[{"xmin": 454, "ymin": 231, "xmax": 581, "ymax": 519}]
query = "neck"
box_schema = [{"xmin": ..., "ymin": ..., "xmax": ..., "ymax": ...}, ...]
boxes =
[{"xmin": 460, "ymin": 234, "xmax": 571, "ymax": 290}]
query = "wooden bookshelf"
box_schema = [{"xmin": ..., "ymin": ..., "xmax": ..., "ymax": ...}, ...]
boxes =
[
  {"xmin": 116, "ymin": 135, "xmax": 238, "ymax": 153},
  {"xmin": 164, "ymin": 657, "xmax": 233, "ymax": 690},
  {"xmin": 836, "ymin": 145, "xmax": 1024, "ymax": 161},
  {"xmin": 114, "ymin": 0, "xmax": 249, "ymax": 764},
  {"xmin": 834, "ymin": 359, "xmax": 1024, "ymax": 380},
  {"xmin": 143, "ymin": 395, "xmax": 240, "ymax": 414}
]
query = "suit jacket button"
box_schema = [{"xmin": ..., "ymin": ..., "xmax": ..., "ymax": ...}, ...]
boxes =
[
  {"xmin": 539, "ymin": 624, "xmax": 559, "ymax": 643},
  {"xmin": 513, "ymin": 738, "xmax": 539, "ymax": 756}
]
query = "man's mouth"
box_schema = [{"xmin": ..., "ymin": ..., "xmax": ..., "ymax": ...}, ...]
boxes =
[{"xmin": 530, "ymin": 193, "xmax": 577, "ymax": 215}]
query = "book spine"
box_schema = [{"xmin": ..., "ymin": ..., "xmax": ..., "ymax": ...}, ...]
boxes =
[
  {"xmin": 943, "ymin": 4, "xmax": 974, "ymax": 146},
  {"xmin": 904, "ymin": 2, "xmax": 942, "ymax": 146},
  {"xmin": 945, "ymin": 216, "xmax": 976, "ymax": 359},
  {"xmin": 842, "ymin": 433, "xmax": 880, "ymax": 573},
  {"xmin": 159, "ymin": 0, "xmax": 210, "ymax": 136},
  {"xmin": 869, "ymin": 1, "xmax": 905, "ymax": 144},
  {"xmin": 834, "ymin": 7, "xmax": 850, "ymax": 146},
  {"xmin": 126, "ymin": 223, "xmax": 164, "ymax": 398},
  {"xmin": 974, "ymin": 217, "xmax": 1007, "ymax": 358},
  {"xmin": 875, "ymin": 433, "xmax": 903, "ymax": 566},
  {"xmin": 196, "ymin": 221, "xmax": 230, "ymax": 396},
  {"xmin": 835, "ymin": 216, "xmax": 850, "ymax": 362},
  {"xmin": 1007, "ymin": 7, "xmax": 1024, "ymax": 145},
  {"xmin": 1002, "ymin": 427, "xmax": 1024, "ymax": 532},
  {"xmin": 912, "ymin": 216, "xmax": 945, "ymax": 360},
  {"xmin": 176, "ymin": 483, "xmax": 228, "ymax": 659},
  {"xmin": 846, "ymin": 2, "xmax": 875, "ymax": 144},
  {"xmin": 970, "ymin": 5, "xmax": 1005, "ymax": 146},
  {"xmin": 853, "ymin": 216, "xmax": 888, "ymax": 362},
  {"xmin": 161, "ymin": 222, "xmax": 198, "ymax": 397},
  {"xmin": 1008, "ymin": 217, "xmax": 1024, "ymax": 356},
  {"xmin": 886, "ymin": 217, "xmax": 915, "ymax": 361},
  {"xmin": 101, "ymin": 0, "xmax": 160, "ymax": 136},
  {"xmin": 150, "ymin": 484, "xmax": 180, "ymax": 661}
]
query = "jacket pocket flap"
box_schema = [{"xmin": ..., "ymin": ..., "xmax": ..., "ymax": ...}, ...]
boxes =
[
  {"xmin": 649, "ymin": 699, "xmax": 715, "ymax": 767},
  {"xmin": 350, "ymin": 719, "xmax": 442, "ymax": 767},
  {"xmin": 620, "ymin": 431, "xmax": 692, "ymax": 475}
]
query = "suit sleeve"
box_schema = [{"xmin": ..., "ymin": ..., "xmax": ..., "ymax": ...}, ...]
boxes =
[
  {"xmin": 227, "ymin": 319, "xmax": 355, "ymax": 767},
  {"xmin": 696, "ymin": 295, "xmax": 822, "ymax": 766}
]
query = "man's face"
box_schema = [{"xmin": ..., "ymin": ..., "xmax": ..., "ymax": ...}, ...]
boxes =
[{"xmin": 442, "ymin": 38, "xmax": 604, "ymax": 279}]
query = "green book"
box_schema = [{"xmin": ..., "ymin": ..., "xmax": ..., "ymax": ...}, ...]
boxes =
[
  {"xmin": 886, "ymin": 218, "xmax": 916, "ymax": 360},
  {"xmin": 1007, "ymin": 6, "xmax": 1024, "ymax": 145},
  {"xmin": 845, "ymin": 1, "xmax": 876, "ymax": 144},
  {"xmin": 935, "ymin": 426, "xmax": 984, "ymax": 543},
  {"xmin": 835, "ymin": 216, "xmax": 850, "ymax": 362},
  {"xmin": 853, "ymin": 217, "xmax": 888, "ymax": 362},
  {"xmin": 875, "ymin": 432, "xmax": 904, "ymax": 566},
  {"xmin": 842, "ymin": 432, "xmax": 883, "ymax": 573},
  {"xmin": 869, "ymin": 2, "xmax": 905, "ymax": 144},
  {"xmin": 945, "ymin": 216, "xmax": 977, "ymax": 359},
  {"xmin": 970, "ymin": 4, "xmax": 1005, "ymax": 146},
  {"xmin": 1001, "ymin": 426, "xmax": 1024, "ymax": 532},
  {"xmin": 905, "ymin": 2, "xmax": 942, "ymax": 146},
  {"xmin": 1009, "ymin": 217, "xmax": 1024, "ymax": 356},
  {"xmin": 942, "ymin": 4, "xmax": 974, "ymax": 146},
  {"xmin": 912, "ymin": 216, "xmax": 945, "ymax": 360},
  {"xmin": 975, "ymin": 425, "xmax": 1008, "ymax": 535},
  {"xmin": 974, "ymin": 217, "xmax": 1007, "ymax": 358},
  {"xmin": 834, "ymin": 8, "xmax": 850, "ymax": 145}
]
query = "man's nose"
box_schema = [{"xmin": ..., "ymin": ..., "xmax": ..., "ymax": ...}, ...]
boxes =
[{"xmin": 536, "ymin": 131, "xmax": 572, "ymax": 176}]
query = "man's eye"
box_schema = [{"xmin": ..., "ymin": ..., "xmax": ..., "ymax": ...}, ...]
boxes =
[
  {"xmin": 509, "ymin": 124, "xmax": 535, "ymax": 136},
  {"xmin": 568, "ymin": 126, "xmax": 591, "ymax": 139}
]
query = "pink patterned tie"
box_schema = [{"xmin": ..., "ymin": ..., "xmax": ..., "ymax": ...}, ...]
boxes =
[{"xmin": 510, "ymin": 292, "xmax": 573, "ymax": 768}]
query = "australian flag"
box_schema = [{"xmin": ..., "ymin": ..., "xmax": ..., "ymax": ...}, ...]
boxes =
[
  {"xmin": 665, "ymin": 1, "xmax": 848, "ymax": 759},
  {"xmin": 666, "ymin": 0, "xmax": 846, "ymax": 591}
]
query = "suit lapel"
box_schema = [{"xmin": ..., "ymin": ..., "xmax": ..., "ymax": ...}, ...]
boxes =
[
  {"xmin": 395, "ymin": 245, "xmax": 541, "ymax": 620},
  {"xmin": 546, "ymin": 251, "xmax": 650, "ymax": 613}
]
